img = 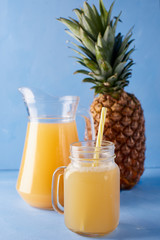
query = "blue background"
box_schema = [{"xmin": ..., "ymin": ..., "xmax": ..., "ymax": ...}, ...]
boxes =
[{"xmin": 0, "ymin": 0, "xmax": 159, "ymax": 169}]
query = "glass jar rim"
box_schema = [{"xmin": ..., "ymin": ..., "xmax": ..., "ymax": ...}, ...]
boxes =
[
  {"xmin": 70, "ymin": 140, "xmax": 115, "ymax": 162},
  {"xmin": 70, "ymin": 140, "xmax": 115, "ymax": 151}
]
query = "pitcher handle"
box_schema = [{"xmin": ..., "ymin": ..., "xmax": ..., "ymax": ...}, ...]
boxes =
[
  {"xmin": 77, "ymin": 107, "xmax": 95, "ymax": 141},
  {"xmin": 51, "ymin": 166, "xmax": 66, "ymax": 214}
]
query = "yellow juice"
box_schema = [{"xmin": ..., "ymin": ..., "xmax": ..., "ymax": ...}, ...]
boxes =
[
  {"xmin": 64, "ymin": 164, "xmax": 120, "ymax": 235},
  {"xmin": 16, "ymin": 120, "xmax": 78, "ymax": 209}
]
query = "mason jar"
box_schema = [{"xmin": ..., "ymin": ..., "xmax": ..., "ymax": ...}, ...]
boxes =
[{"xmin": 52, "ymin": 140, "xmax": 120, "ymax": 236}]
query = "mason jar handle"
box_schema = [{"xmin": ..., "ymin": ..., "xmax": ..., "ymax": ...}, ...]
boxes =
[{"xmin": 51, "ymin": 166, "xmax": 66, "ymax": 214}]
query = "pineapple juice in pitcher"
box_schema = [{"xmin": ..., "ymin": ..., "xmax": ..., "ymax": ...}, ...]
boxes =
[
  {"xmin": 17, "ymin": 87, "xmax": 94, "ymax": 209},
  {"xmin": 17, "ymin": 121, "xmax": 78, "ymax": 209}
]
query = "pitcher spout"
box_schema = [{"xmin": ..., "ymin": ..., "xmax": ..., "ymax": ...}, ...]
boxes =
[{"xmin": 19, "ymin": 87, "xmax": 36, "ymax": 104}]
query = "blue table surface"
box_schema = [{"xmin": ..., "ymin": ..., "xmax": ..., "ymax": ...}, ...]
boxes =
[{"xmin": 0, "ymin": 168, "xmax": 160, "ymax": 240}]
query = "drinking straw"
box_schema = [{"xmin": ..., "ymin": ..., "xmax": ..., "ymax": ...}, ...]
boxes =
[{"xmin": 93, "ymin": 107, "xmax": 107, "ymax": 166}]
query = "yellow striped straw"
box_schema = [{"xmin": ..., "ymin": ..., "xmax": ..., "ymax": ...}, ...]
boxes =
[{"xmin": 93, "ymin": 107, "xmax": 107, "ymax": 166}]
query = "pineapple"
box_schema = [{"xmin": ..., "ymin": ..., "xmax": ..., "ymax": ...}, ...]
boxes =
[{"xmin": 58, "ymin": 0, "xmax": 145, "ymax": 189}]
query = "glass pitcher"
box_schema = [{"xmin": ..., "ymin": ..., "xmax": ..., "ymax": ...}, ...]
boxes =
[{"xmin": 16, "ymin": 87, "xmax": 95, "ymax": 209}]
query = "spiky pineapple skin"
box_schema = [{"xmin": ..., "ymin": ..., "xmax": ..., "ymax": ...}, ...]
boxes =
[{"xmin": 89, "ymin": 91, "xmax": 145, "ymax": 189}]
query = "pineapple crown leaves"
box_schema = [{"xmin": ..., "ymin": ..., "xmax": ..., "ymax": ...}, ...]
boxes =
[{"xmin": 58, "ymin": 0, "xmax": 135, "ymax": 98}]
